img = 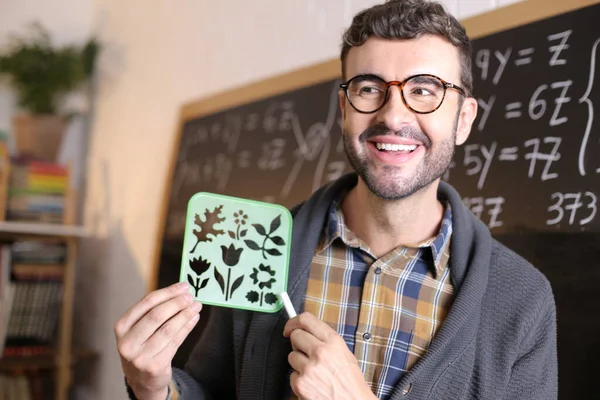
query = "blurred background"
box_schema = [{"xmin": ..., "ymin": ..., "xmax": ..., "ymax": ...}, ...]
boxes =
[{"xmin": 0, "ymin": 0, "xmax": 562, "ymax": 399}]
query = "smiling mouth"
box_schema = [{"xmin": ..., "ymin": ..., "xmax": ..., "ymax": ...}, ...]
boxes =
[{"xmin": 374, "ymin": 142, "xmax": 419, "ymax": 153}]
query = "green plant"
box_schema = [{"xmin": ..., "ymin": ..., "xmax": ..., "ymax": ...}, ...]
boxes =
[{"xmin": 0, "ymin": 22, "xmax": 99, "ymax": 115}]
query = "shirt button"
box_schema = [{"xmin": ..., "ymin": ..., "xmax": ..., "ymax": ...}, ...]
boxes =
[
  {"xmin": 402, "ymin": 382, "xmax": 412, "ymax": 396},
  {"xmin": 363, "ymin": 332, "xmax": 372, "ymax": 341},
  {"xmin": 374, "ymin": 267, "xmax": 382, "ymax": 275}
]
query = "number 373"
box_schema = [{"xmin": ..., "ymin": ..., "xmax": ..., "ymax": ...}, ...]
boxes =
[{"xmin": 546, "ymin": 192, "xmax": 597, "ymax": 226}]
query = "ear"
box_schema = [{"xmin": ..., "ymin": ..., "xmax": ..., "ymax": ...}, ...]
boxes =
[
  {"xmin": 455, "ymin": 97, "xmax": 478, "ymax": 146},
  {"xmin": 338, "ymin": 89, "xmax": 347, "ymax": 120}
]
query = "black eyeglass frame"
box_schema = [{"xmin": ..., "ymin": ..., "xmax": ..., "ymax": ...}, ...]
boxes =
[{"xmin": 339, "ymin": 73, "xmax": 467, "ymax": 115}]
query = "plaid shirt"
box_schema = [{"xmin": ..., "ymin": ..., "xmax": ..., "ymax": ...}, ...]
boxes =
[{"xmin": 290, "ymin": 192, "xmax": 454, "ymax": 399}]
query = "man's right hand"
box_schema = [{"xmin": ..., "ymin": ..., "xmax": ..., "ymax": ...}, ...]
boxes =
[{"xmin": 115, "ymin": 282, "xmax": 202, "ymax": 400}]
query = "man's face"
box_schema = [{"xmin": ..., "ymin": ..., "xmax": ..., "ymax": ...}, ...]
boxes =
[{"xmin": 340, "ymin": 34, "xmax": 477, "ymax": 200}]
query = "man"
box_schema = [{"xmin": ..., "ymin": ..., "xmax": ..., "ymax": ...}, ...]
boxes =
[{"xmin": 115, "ymin": 0, "xmax": 558, "ymax": 399}]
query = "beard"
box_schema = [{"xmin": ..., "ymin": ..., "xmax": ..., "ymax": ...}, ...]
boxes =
[{"xmin": 343, "ymin": 116, "xmax": 458, "ymax": 201}]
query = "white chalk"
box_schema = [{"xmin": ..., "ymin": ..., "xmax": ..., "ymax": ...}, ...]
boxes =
[{"xmin": 279, "ymin": 292, "xmax": 297, "ymax": 318}]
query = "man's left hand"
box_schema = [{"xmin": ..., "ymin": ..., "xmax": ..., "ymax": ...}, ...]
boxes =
[{"xmin": 283, "ymin": 312, "xmax": 377, "ymax": 400}]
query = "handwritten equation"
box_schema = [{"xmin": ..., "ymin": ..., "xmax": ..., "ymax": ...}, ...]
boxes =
[
  {"xmin": 166, "ymin": 81, "xmax": 348, "ymax": 236},
  {"xmin": 452, "ymin": 137, "xmax": 562, "ymax": 189},
  {"xmin": 455, "ymin": 23, "xmax": 600, "ymax": 232},
  {"xmin": 474, "ymin": 29, "xmax": 599, "ymax": 174},
  {"xmin": 167, "ymin": 15, "xmax": 600, "ymax": 237}
]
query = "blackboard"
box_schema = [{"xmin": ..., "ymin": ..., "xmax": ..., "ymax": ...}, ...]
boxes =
[{"xmin": 151, "ymin": 0, "xmax": 600, "ymax": 398}]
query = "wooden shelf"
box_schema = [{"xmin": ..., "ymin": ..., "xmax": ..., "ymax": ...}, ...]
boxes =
[
  {"xmin": 0, "ymin": 221, "xmax": 87, "ymax": 238},
  {"xmin": 0, "ymin": 348, "xmax": 98, "ymax": 372},
  {"xmin": 0, "ymin": 143, "xmax": 86, "ymax": 399}
]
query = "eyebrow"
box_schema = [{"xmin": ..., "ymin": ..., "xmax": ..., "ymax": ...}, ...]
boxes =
[
  {"xmin": 350, "ymin": 73, "xmax": 384, "ymax": 81},
  {"xmin": 409, "ymin": 75, "xmax": 442, "ymax": 84},
  {"xmin": 350, "ymin": 72, "xmax": 437, "ymax": 82}
]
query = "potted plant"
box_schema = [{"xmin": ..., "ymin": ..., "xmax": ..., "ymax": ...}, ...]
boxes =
[{"xmin": 0, "ymin": 22, "xmax": 99, "ymax": 161}]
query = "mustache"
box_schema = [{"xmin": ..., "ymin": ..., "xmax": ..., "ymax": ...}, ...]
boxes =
[{"xmin": 358, "ymin": 123, "xmax": 432, "ymax": 148}]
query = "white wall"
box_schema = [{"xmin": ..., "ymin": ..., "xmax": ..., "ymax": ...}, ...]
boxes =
[{"xmin": 2, "ymin": 0, "xmax": 522, "ymax": 399}]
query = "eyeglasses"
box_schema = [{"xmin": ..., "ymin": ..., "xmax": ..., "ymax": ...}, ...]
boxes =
[{"xmin": 339, "ymin": 74, "xmax": 466, "ymax": 114}]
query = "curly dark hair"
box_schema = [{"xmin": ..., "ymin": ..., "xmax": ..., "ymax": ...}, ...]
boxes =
[{"xmin": 340, "ymin": 0, "xmax": 473, "ymax": 96}]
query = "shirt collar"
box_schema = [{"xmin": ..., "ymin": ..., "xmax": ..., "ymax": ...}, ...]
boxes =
[
  {"xmin": 317, "ymin": 188, "xmax": 350, "ymax": 253},
  {"xmin": 317, "ymin": 189, "xmax": 454, "ymax": 275},
  {"xmin": 424, "ymin": 204, "xmax": 453, "ymax": 274}
]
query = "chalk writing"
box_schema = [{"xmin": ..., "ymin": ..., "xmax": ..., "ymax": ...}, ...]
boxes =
[
  {"xmin": 578, "ymin": 37, "xmax": 600, "ymax": 176},
  {"xmin": 463, "ymin": 197, "xmax": 505, "ymax": 229},
  {"xmin": 547, "ymin": 191, "xmax": 597, "ymax": 226},
  {"xmin": 167, "ymin": 15, "xmax": 600, "ymax": 237},
  {"xmin": 524, "ymin": 137, "xmax": 562, "ymax": 181},
  {"xmin": 548, "ymin": 30, "xmax": 572, "ymax": 66}
]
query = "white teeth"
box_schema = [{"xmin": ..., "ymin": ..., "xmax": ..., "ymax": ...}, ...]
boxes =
[{"xmin": 375, "ymin": 143, "xmax": 418, "ymax": 151}]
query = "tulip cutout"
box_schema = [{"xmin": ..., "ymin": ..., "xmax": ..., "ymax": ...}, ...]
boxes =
[
  {"xmin": 187, "ymin": 256, "xmax": 211, "ymax": 296},
  {"xmin": 215, "ymin": 244, "xmax": 245, "ymax": 301}
]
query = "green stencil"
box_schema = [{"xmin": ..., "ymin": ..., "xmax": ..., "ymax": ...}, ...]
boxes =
[{"xmin": 180, "ymin": 192, "xmax": 292, "ymax": 313}]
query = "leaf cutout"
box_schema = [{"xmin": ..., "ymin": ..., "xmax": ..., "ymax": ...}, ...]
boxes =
[
  {"xmin": 214, "ymin": 268, "xmax": 225, "ymax": 294},
  {"xmin": 187, "ymin": 274, "xmax": 195, "ymax": 287},
  {"xmin": 246, "ymin": 290, "xmax": 259, "ymax": 303},
  {"xmin": 245, "ymin": 240, "xmax": 260, "ymax": 250},
  {"xmin": 230, "ymin": 275, "xmax": 244, "ymax": 296},
  {"xmin": 190, "ymin": 205, "xmax": 226, "ymax": 253},
  {"xmin": 253, "ymin": 224, "xmax": 267, "ymax": 236},
  {"xmin": 269, "ymin": 215, "xmax": 281, "ymax": 234},
  {"xmin": 265, "ymin": 248, "xmax": 282, "ymax": 256},
  {"xmin": 264, "ymin": 293, "xmax": 277, "ymax": 305},
  {"xmin": 200, "ymin": 278, "xmax": 209, "ymax": 289},
  {"xmin": 240, "ymin": 229, "xmax": 247, "ymax": 237},
  {"xmin": 195, "ymin": 206, "xmax": 226, "ymax": 241},
  {"xmin": 270, "ymin": 236, "xmax": 285, "ymax": 246},
  {"xmin": 228, "ymin": 231, "xmax": 236, "ymax": 239}
]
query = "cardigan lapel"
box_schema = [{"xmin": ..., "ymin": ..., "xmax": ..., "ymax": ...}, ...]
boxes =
[
  {"xmin": 236, "ymin": 174, "xmax": 359, "ymax": 398},
  {"xmin": 390, "ymin": 181, "xmax": 492, "ymax": 399},
  {"xmin": 235, "ymin": 174, "xmax": 492, "ymax": 400}
]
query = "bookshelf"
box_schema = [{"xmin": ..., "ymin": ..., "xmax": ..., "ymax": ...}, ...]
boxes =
[
  {"xmin": 0, "ymin": 222, "xmax": 86, "ymax": 237},
  {"xmin": 0, "ymin": 142, "xmax": 89, "ymax": 400},
  {"xmin": 0, "ymin": 225, "xmax": 87, "ymax": 400}
]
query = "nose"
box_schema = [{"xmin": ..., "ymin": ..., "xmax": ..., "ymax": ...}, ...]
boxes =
[{"xmin": 376, "ymin": 85, "xmax": 416, "ymax": 132}]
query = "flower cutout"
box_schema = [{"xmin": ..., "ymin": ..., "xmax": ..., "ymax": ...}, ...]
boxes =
[
  {"xmin": 264, "ymin": 293, "xmax": 277, "ymax": 305},
  {"xmin": 221, "ymin": 244, "xmax": 244, "ymax": 266},
  {"xmin": 246, "ymin": 291, "xmax": 259, "ymax": 303},
  {"xmin": 189, "ymin": 256, "xmax": 211, "ymax": 276},
  {"xmin": 229, "ymin": 211, "xmax": 249, "ymax": 240},
  {"xmin": 233, "ymin": 210, "xmax": 248, "ymax": 226},
  {"xmin": 250, "ymin": 264, "xmax": 277, "ymax": 289}
]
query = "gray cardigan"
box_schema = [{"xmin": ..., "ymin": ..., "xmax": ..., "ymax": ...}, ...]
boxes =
[{"xmin": 134, "ymin": 173, "xmax": 558, "ymax": 399}]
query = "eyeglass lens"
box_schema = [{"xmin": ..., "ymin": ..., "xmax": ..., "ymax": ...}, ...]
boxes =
[{"xmin": 347, "ymin": 75, "xmax": 446, "ymax": 113}]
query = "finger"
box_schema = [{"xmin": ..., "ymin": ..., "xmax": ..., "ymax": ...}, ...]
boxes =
[
  {"xmin": 283, "ymin": 312, "xmax": 310, "ymax": 337},
  {"xmin": 123, "ymin": 292, "xmax": 195, "ymax": 352},
  {"xmin": 153, "ymin": 307, "xmax": 201, "ymax": 366},
  {"xmin": 289, "ymin": 328, "xmax": 322, "ymax": 357},
  {"xmin": 288, "ymin": 350, "xmax": 309, "ymax": 373},
  {"xmin": 289, "ymin": 371, "xmax": 301, "ymax": 398},
  {"xmin": 141, "ymin": 301, "xmax": 202, "ymax": 357},
  {"xmin": 115, "ymin": 282, "xmax": 190, "ymax": 337},
  {"xmin": 284, "ymin": 312, "xmax": 335, "ymax": 342}
]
